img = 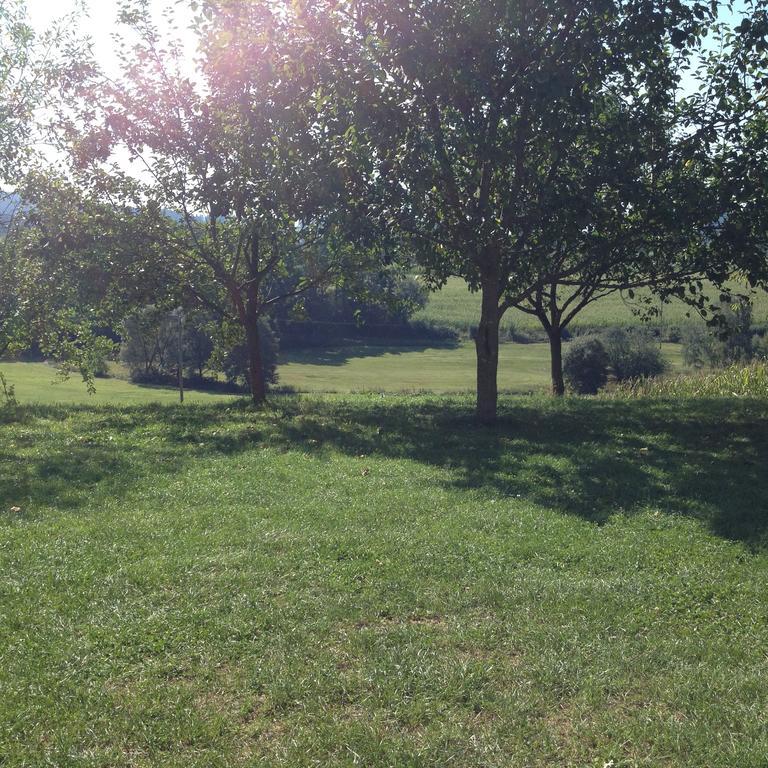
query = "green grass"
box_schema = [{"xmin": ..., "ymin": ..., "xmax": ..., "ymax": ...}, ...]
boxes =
[
  {"xmin": 0, "ymin": 362, "xmax": 236, "ymax": 405},
  {"xmin": 2, "ymin": 395, "xmax": 768, "ymax": 766},
  {"xmin": 272, "ymin": 341, "xmax": 683, "ymax": 394},
  {"xmin": 2, "ymin": 343, "xmax": 685, "ymax": 403},
  {"xmin": 415, "ymin": 277, "xmax": 768, "ymax": 334},
  {"xmin": 278, "ymin": 341, "xmax": 557, "ymax": 393},
  {"xmin": 605, "ymin": 361, "xmax": 768, "ymax": 399}
]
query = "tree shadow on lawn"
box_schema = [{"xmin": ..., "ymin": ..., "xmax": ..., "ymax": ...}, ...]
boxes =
[
  {"xmin": 1, "ymin": 397, "xmax": 766, "ymax": 550},
  {"xmin": 270, "ymin": 396, "xmax": 768, "ymax": 550},
  {"xmin": 279, "ymin": 340, "xmax": 460, "ymax": 367}
]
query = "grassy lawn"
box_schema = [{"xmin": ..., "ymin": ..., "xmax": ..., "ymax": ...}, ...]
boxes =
[
  {"xmin": 415, "ymin": 277, "xmax": 768, "ymax": 334},
  {"xmin": 277, "ymin": 342, "xmax": 684, "ymax": 394},
  {"xmin": 0, "ymin": 362, "xmax": 236, "ymax": 405},
  {"xmin": 2, "ymin": 343, "xmax": 685, "ymax": 403},
  {"xmin": 278, "ymin": 341, "xmax": 556, "ymax": 393},
  {"xmin": 2, "ymin": 395, "xmax": 768, "ymax": 766}
]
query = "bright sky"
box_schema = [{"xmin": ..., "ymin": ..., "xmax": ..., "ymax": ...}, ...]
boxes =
[
  {"xmin": 26, "ymin": 0, "xmax": 749, "ymax": 87},
  {"xmin": 25, "ymin": 0, "xmax": 198, "ymax": 77}
]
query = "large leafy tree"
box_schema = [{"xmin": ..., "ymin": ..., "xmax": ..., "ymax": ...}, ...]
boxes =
[
  {"xmin": 7, "ymin": 169, "xmax": 173, "ymax": 377},
  {"xmin": 1, "ymin": 0, "xmax": 45, "ymax": 357},
  {"xmin": 0, "ymin": 0, "xmax": 93, "ymax": 361},
  {"xmin": 62, "ymin": 0, "xmax": 368, "ymax": 404},
  {"xmin": 514, "ymin": 3, "xmax": 768, "ymax": 396},
  {"xmin": 505, "ymin": 97, "xmax": 722, "ymax": 395},
  {"xmin": 312, "ymin": 0, "xmax": 747, "ymax": 422},
  {"xmin": 702, "ymin": 2, "xmax": 768, "ymax": 291}
]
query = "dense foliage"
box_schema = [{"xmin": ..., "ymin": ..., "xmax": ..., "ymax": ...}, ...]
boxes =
[
  {"xmin": 563, "ymin": 336, "xmax": 609, "ymax": 394},
  {"xmin": 602, "ymin": 328, "xmax": 667, "ymax": 382}
]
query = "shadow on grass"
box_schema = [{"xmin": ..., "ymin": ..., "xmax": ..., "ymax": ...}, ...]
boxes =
[
  {"xmin": 1, "ymin": 395, "xmax": 766, "ymax": 550},
  {"xmin": 279, "ymin": 340, "xmax": 460, "ymax": 367}
]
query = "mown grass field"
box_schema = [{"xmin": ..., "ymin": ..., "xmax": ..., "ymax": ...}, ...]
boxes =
[
  {"xmin": 279, "ymin": 342, "xmax": 684, "ymax": 393},
  {"xmin": 0, "ymin": 362, "xmax": 236, "ymax": 405},
  {"xmin": 415, "ymin": 277, "xmax": 768, "ymax": 334},
  {"xmin": 2, "ymin": 395, "xmax": 768, "ymax": 766},
  {"xmin": 1, "ymin": 343, "xmax": 685, "ymax": 403}
]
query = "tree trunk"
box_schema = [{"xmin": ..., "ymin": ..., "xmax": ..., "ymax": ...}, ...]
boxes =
[
  {"xmin": 475, "ymin": 276, "xmax": 500, "ymax": 425},
  {"xmin": 244, "ymin": 316, "xmax": 266, "ymax": 405},
  {"xmin": 548, "ymin": 325, "xmax": 565, "ymax": 396}
]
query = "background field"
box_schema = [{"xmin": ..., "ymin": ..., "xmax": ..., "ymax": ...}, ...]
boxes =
[
  {"xmin": 0, "ymin": 362, "xmax": 236, "ymax": 405},
  {"xmin": 415, "ymin": 277, "xmax": 768, "ymax": 335},
  {"xmin": 2, "ymin": 395, "xmax": 768, "ymax": 767},
  {"xmin": 1, "ymin": 343, "xmax": 685, "ymax": 403},
  {"xmin": 279, "ymin": 341, "xmax": 684, "ymax": 393}
]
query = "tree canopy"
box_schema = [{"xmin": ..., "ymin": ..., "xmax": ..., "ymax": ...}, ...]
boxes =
[
  {"xmin": 58, "ymin": 0, "xmax": 377, "ymax": 402},
  {"xmin": 303, "ymin": 0, "xmax": 768, "ymax": 419}
]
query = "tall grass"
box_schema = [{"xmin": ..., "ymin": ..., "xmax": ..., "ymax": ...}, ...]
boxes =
[{"xmin": 604, "ymin": 361, "xmax": 768, "ymax": 399}]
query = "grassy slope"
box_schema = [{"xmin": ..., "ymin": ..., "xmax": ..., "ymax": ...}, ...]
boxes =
[
  {"xmin": 0, "ymin": 344, "xmax": 685, "ymax": 404},
  {"xmin": 0, "ymin": 362, "xmax": 236, "ymax": 405},
  {"xmin": 415, "ymin": 277, "xmax": 768, "ymax": 333},
  {"xmin": 279, "ymin": 342, "xmax": 683, "ymax": 393},
  {"xmin": 2, "ymin": 396, "xmax": 768, "ymax": 767}
]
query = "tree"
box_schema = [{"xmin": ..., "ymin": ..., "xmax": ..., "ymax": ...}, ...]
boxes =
[
  {"xmin": 61, "ymin": 0, "xmax": 370, "ymax": 405},
  {"xmin": 8, "ymin": 169, "xmax": 175, "ymax": 373},
  {"xmin": 1, "ymin": 0, "xmax": 48, "ymax": 184},
  {"xmin": 0, "ymin": 1, "xmax": 106, "ymax": 369},
  {"xmin": 312, "ymin": 0, "xmax": 750, "ymax": 422},
  {"xmin": 120, "ymin": 305, "xmax": 182, "ymax": 381},
  {"xmin": 703, "ymin": 2, "xmax": 768, "ymax": 291},
  {"xmin": 214, "ymin": 317, "xmax": 279, "ymax": 391},
  {"xmin": 272, "ymin": 264, "xmax": 430, "ymax": 347},
  {"xmin": 1, "ymin": 0, "xmax": 53, "ymax": 356},
  {"xmin": 182, "ymin": 312, "xmax": 215, "ymax": 381},
  {"xmin": 506, "ymin": 117, "xmax": 722, "ymax": 395}
]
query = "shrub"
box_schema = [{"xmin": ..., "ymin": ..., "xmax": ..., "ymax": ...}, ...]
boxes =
[
  {"xmin": 216, "ymin": 317, "xmax": 279, "ymax": 390},
  {"xmin": 0, "ymin": 371, "xmax": 17, "ymax": 408},
  {"xmin": 120, "ymin": 306, "xmax": 181, "ymax": 381},
  {"xmin": 681, "ymin": 323, "xmax": 718, "ymax": 368},
  {"xmin": 602, "ymin": 327, "xmax": 666, "ymax": 381},
  {"xmin": 753, "ymin": 333, "xmax": 768, "ymax": 361},
  {"xmin": 182, "ymin": 317, "xmax": 215, "ymax": 380},
  {"xmin": 682, "ymin": 296, "xmax": 754, "ymax": 368},
  {"xmin": 274, "ymin": 267, "xmax": 436, "ymax": 348},
  {"xmin": 563, "ymin": 336, "xmax": 609, "ymax": 394}
]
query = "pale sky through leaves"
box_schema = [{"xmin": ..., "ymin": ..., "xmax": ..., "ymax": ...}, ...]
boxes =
[
  {"xmin": 21, "ymin": 0, "xmax": 749, "ymax": 180},
  {"xmin": 26, "ymin": 0, "xmax": 748, "ymax": 84},
  {"xmin": 26, "ymin": 0, "xmax": 198, "ymax": 78}
]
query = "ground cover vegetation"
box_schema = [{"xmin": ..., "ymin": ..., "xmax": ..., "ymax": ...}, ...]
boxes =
[
  {"xmin": 2, "ymin": 395, "xmax": 768, "ymax": 766},
  {"xmin": 3, "ymin": 1, "xmax": 768, "ymax": 763}
]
